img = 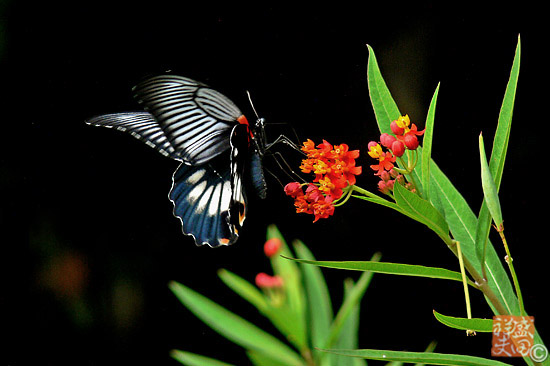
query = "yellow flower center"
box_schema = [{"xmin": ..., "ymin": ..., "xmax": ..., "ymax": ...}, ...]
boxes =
[{"xmin": 368, "ymin": 144, "xmax": 383, "ymax": 159}]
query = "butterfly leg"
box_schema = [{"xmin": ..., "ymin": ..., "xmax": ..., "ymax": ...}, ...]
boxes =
[
  {"xmin": 265, "ymin": 134, "xmax": 304, "ymax": 153},
  {"xmin": 265, "ymin": 150, "xmax": 308, "ymax": 185}
]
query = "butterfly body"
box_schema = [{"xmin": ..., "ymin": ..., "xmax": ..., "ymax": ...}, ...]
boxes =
[{"xmin": 87, "ymin": 75, "xmax": 267, "ymax": 247}]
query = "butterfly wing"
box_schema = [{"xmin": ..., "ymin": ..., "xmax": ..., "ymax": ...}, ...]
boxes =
[
  {"xmin": 86, "ymin": 112, "xmax": 181, "ymax": 160},
  {"xmin": 132, "ymin": 75, "xmax": 244, "ymax": 165}
]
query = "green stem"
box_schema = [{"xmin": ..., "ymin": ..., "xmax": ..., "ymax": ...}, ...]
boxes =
[
  {"xmin": 455, "ymin": 241, "xmax": 475, "ymax": 335},
  {"xmin": 398, "ymin": 151, "xmax": 421, "ymax": 196},
  {"xmin": 497, "ymin": 227, "xmax": 525, "ymax": 316},
  {"xmin": 351, "ymin": 185, "xmax": 386, "ymax": 200},
  {"xmin": 333, "ymin": 185, "xmax": 354, "ymax": 207}
]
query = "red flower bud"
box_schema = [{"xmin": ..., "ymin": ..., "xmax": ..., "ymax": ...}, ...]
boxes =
[
  {"xmin": 367, "ymin": 140, "xmax": 379, "ymax": 150},
  {"xmin": 379, "ymin": 170, "xmax": 391, "ymax": 182},
  {"xmin": 264, "ymin": 238, "xmax": 282, "ymax": 257},
  {"xmin": 378, "ymin": 179, "xmax": 395, "ymax": 194},
  {"xmin": 378, "ymin": 180, "xmax": 389, "ymax": 194},
  {"xmin": 391, "ymin": 140, "xmax": 405, "ymax": 157},
  {"xmin": 255, "ymin": 273, "xmax": 284, "ymax": 288},
  {"xmin": 380, "ymin": 133, "xmax": 396, "ymax": 148},
  {"xmin": 305, "ymin": 184, "xmax": 322, "ymax": 201},
  {"xmin": 404, "ymin": 134, "xmax": 419, "ymax": 150},
  {"xmin": 390, "ymin": 120, "xmax": 405, "ymax": 135},
  {"xmin": 284, "ymin": 182, "xmax": 302, "ymax": 197}
]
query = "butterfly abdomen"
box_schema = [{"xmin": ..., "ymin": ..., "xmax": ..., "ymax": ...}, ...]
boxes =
[{"xmin": 249, "ymin": 152, "xmax": 267, "ymax": 199}]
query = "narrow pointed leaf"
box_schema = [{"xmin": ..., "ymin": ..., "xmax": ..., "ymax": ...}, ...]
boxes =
[
  {"xmin": 318, "ymin": 349, "xmax": 513, "ymax": 366},
  {"xmin": 325, "ymin": 255, "xmax": 379, "ymax": 349},
  {"xmin": 433, "ymin": 310, "xmax": 493, "ymax": 332},
  {"xmin": 367, "ymin": 44, "xmax": 424, "ymax": 195},
  {"xmin": 415, "ymin": 341, "xmax": 438, "ymax": 366},
  {"xmin": 218, "ymin": 269, "xmax": 268, "ymax": 312},
  {"xmin": 247, "ymin": 350, "xmax": 294, "ymax": 366},
  {"xmin": 170, "ymin": 350, "xmax": 237, "ymax": 366},
  {"xmin": 217, "ymin": 269, "xmax": 303, "ymax": 350},
  {"xmin": 475, "ymin": 35, "xmax": 520, "ymax": 260},
  {"xmin": 479, "ymin": 134, "xmax": 503, "ymax": 227},
  {"xmin": 293, "ymin": 240, "xmax": 333, "ymax": 351},
  {"xmin": 393, "ymin": 182, "xmax": 450, "ymax": 242},
  {"xmin": 332, "ymin": 278, "xmax": 367, "ymax": 366},
  {"xmin": 266, "ymin": 225, "xmax": 307, "ymax": 349},
  {"xmin": 421, "ymin": 83, "xmax": 439, "ymax": 202},
  {"xmin": 283, "ymin": 257, "xmax": 476, "ymax": 287},
  {"xmin": 169, "ymin": 281, "xmax": 304, "ymax": 366},
  {"xmin": 367, "ymin": 44, "xmax": 401, "ymax": 134}
]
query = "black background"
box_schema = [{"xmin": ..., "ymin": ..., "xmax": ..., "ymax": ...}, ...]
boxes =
[{"xmin": 2, "ymin": 2, "xmax": 548, "ymax": 365}]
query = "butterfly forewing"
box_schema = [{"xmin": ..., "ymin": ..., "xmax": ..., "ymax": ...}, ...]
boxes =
[
  {"xmin": 86, "ymin": 112, "xmax": 181, "ymax": 160},
  {"xmin": 132, "ymin": 75, "xmax": 242, "ymax": 165}
]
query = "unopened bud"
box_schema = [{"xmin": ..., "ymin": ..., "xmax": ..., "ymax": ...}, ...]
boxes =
[
  {"xmin": 390, "ymin": 120, "xmax": 405, "ymax": 135},
  {"xmin": 404, "ymin": 134, "xmax": 419, "ymax": 150},
  {"xmin": 391, "ymin": 140, "xmax": 405, "ymax": 157},
  {"xmin": 264, "ymin": 238, "xmax": 282, "ymax": 257},
  {"xmin": 380, "ymin": 133, "xmax": 396, "ymax": 148},
  {"xmin": 255, "ymin": 273, "xmax": 284, "ymax": 288}
]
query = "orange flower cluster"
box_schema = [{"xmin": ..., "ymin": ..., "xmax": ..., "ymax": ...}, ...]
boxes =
[
  {"xmin": 368, "ymin": 115, "xmax": 424, "ymax": 194},
  {"xmin": 285, "ymin": 139, "xmax": 362, "ymax": 222}
]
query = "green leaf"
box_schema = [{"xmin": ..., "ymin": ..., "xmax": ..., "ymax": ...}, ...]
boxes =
[
  {"xmin": 475, "ymin": 35, "xmax": 520, "ymax": 261},
  {"xmin": 217, "ymin": 269, "xmax": 302, "ymax": 350},
  {"xmin": 415, "ymin": 341, "xmax": 438, "ymax": 366},
  {"xmin": 292, "ymin": 240, "xmax": 333, "ymax": 351},
  {"xmin": 479, "ymin": 134, "xmax": 503, "ymax": 227},
  {"xmin": 393, "ymin": 182, "xmax": 450, "ymax": 243},
  {"xmin": 325, "ymin": 258, "xmax": 378, "ymax": 350},
  {"xmin": 218, "ymin": 269, "xmax": 268, "ymax": 312},
  {"xmin": 367, "ymin": 44, "xmax": 401, "ymax": 134},
  {"xmin": 283, "ymin": 257, "xmax": 476, "ymax": 287},
  {"xmin": 318, "ymin": 349, "xmax": 514, "ymax": 366},
  {"xmin": 432, "ymin": 310, "xmax": 493, "ymax": 332},
  {"xmin": 331, "ymin": 278, "xmax": 368, "ymax": 366},
  {"xmin": 266, "ymin": 224, "xmax": 308, "ymax": 349},
  {"xmin": 169, "ymin": 281, "xmax": 304, "ymax": 366},
  {"xmin": 247, "ymin": 350, "xmax": 294, "ymax": 366},
  {"xmin": 170, "ymin": 350, "xmax": 237, "ymax": 366},
  {"xmin": 421, "ymin": 83, "xmax": 440, "ymax": 202}
]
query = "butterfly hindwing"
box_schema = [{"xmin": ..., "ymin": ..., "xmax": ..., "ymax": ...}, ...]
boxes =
[{"xmin": 169, "ymin": 160, "xmax": 246, "ymax": 247}]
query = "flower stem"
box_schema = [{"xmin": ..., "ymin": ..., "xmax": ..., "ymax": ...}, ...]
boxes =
[
  {"xmin": 333, "ymin": 185, "xmax": 355, "ymax": 207},
  {"xmin": 497, "ymin": 226, "xmax": 525, "ymax": 315},
  {"xmin": 445, "ymin": 240, "xmax": 510, "ymax": 316},
  {"xmin": 455, "ymin": 240, "xmax": 476, "ymax": 335}
]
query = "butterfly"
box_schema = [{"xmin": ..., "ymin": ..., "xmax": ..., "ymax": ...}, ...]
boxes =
[{"xmin": 87, "ymin": 75, "xmax": 268, "ymax": 247}]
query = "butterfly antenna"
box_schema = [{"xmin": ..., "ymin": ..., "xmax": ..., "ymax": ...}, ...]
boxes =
[{"xmin": 246, "ymin": 90, "xmax": 261, "ymax": 119}]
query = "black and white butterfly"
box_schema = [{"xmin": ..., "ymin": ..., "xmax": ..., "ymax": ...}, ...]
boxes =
[{"xmin": 87, "ymin": 75, "xmax": 268, "ymax": 247}]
